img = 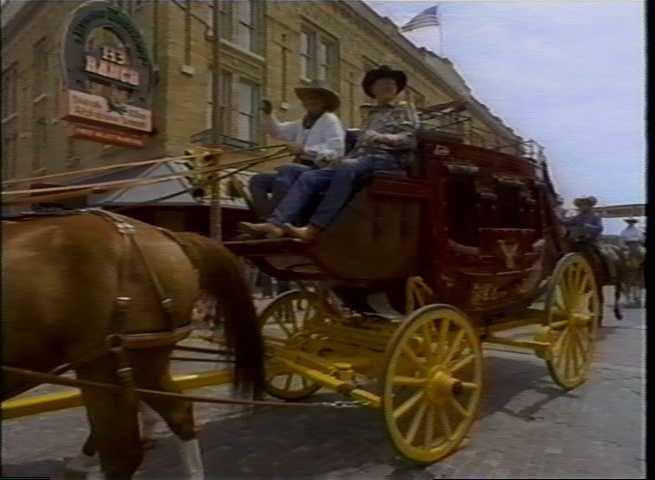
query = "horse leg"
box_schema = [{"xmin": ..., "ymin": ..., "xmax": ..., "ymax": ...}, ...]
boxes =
[
  {"xmin": 133, "ymin": 349, "xmax": 204, "ymax": 480},
  {"xmin": 76, "ymin": 359, "xmax": 142, "ymax": 480},
  {"xmin": 67, "ymin": 400, "xmax": 160, "ymax": 475}
]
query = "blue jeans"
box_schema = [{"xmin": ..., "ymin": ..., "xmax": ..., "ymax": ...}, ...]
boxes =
[
  {"xmin": 249, "ymin": 164, "xmax": 311, "ymax": 219},
  {"xmin": 269, "ymin": 153, "xmax": 403, "ymax": 229}
]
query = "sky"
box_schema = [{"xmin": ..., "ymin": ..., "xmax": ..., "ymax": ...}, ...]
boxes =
[{"xmin": 365, "ymin": 0, "xmax": 646, "ymax": 234}]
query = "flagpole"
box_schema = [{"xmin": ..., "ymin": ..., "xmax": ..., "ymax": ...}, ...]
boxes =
[{"xmin": 438, "ymin": 10, "xmax": 444, "ymax": 56}]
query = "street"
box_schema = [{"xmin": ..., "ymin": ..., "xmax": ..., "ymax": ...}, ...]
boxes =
[{"xmin": 1, "ymin": 289, "xmax": 645, "ymax": 479}]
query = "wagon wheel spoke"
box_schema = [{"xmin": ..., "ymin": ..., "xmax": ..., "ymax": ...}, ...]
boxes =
[
  {"xmin": 402, "ymin": 345, "xmax": 422, "ymax": 369},
  {"xmin": 437, "ymin": 318, "xmax": 450, "ymax": 362},
  {"xmin": 554, "ymin": 330, "xmax": 569, "ymax": 370},
  {"xmin": 448, "ymin": 354, "xmax": 475, "ymax": 374},
  {"xmin": 460, "ymin": 382, "xmax": 479, "ymax": 391},
  {"xmin": 438, "ymin": 408, "xmax": 452, "ymax": 440},
  {"xmin": 443, "ymin": 330, "xmax": 465, "ymax": 367},
  {"xmin": 393, "ymin": 390, "xmax": 424, "ymax": 420},
  {"xmin": 272, "ymin": 310, "xmax": 293, "ymax": 337},
  {"xmin": 449, "ymin": 395, "xmax": 470, "ymax": 418},
  {"xmin": 405, "ymin": 402, "xmax": 427, "ymax": 445},
  {"xmin": 421, "ymin": 324, "xmax": 434, "ymax": 364},
  {"xmin": 564, "ymin": 338, "xmax": 574, "ymax": 379},
  {"xmin": 393, "ymin": 375, "xmax": 428, "ymax": 387},
  {"xmin": 577, "ymin": 271, "xmax": 590, "ymax": 296},
  {"xmin": 423, "ymin": 405, "xmax": 436, "ymax": 448}
]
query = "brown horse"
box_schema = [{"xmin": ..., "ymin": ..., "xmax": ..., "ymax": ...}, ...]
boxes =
[{"xmin": 2, "ymin": 211, "xmax": 264, "ymax": 479}]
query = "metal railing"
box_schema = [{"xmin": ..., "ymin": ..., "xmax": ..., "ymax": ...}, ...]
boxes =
[{"xmin": 417, "ymin": 107, "xmax": 546, "ymax": 165}]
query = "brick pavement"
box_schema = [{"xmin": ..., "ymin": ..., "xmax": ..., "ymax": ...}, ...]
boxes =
[{"xmin": 1, "ymin": 295, "xmax": 645, "ymax": 479}]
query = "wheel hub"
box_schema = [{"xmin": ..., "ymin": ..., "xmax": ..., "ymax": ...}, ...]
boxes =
[{"xmin": 425, "ymin": 369, "xmax": 462, "ymax": 406}]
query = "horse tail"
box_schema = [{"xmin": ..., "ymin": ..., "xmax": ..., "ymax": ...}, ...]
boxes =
[{"xmin": 173, "ymin": 232, "xmax": 265, "ymax": 396}]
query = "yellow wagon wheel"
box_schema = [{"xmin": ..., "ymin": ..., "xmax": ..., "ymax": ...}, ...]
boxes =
[
  {"xmin": 544, "ymin": 253, "xmax": 600, "ymax": 390},
  {"xmin": 258, "ymin": 290, "xmax": 323, "ymax": 400},
  {"xmin": 381, "ymin": 305, "xmax": 483, "ymax": 464}
]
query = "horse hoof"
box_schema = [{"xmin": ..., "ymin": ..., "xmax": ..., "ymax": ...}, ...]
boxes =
[
  {"xmin": 86, "ymin": 465, "xmax": 105, "ymax": 480},
  {"xmin": 65, "ymin": 453, "xmax": 99, "ymax": 473}
]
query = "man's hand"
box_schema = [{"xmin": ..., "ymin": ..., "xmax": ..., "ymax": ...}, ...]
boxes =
[
  {"xmin": 287, "ymin": 144, "xmax": 303, "ymax": 155},
  {"xmin": 261, "ymin": 99, "xmax": 273, "ymax": 115}
]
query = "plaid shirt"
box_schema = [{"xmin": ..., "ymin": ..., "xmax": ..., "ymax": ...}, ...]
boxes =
[{"xmin": 350, "ymin": 101, "xmax": 419, "ymax": 166}]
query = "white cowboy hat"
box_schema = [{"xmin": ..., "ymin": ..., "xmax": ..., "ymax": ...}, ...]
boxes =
[{"xmin": 294, "ymin": 80, "xmax": 341, "ymax": 112}]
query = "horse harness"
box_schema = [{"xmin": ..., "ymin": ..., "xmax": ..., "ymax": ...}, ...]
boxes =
[{"xmin": 3, "ymin": 209, "xmax": 192, "ymax": 402}]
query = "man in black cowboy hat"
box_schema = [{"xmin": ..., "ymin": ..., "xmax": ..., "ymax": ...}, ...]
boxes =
[
  {"xmin": 561, "ymin": 196, "xmax": 603, "ymax": 242},
  {"xmin": 248, "ymin": 80, "xmax": 345, "ymax": 219},
  {"xmin": 241, "ymin": 65, "xmax": 418, "ymax": 241}
]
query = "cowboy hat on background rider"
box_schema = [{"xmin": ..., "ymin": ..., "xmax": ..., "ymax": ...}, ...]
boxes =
[
  {"xmin": 561, "ymin": 196, "xmax": 603, "ymax": 242},
  {"xmin": 240, "ymin": 65, "xmax": 419, "ymax": 242},
  {"xmin": 248, "ymin": 81, "xmax": 345, "ymax": 220}
]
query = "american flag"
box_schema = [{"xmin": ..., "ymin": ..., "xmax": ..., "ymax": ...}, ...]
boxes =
[{"xmin": 399, "ymin": 5, "xmax": 440, "ymax": 33}]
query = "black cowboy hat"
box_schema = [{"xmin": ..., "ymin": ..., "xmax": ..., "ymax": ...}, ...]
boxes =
[
  {"xmin": 624, "ymin": 218, "xmax": 638, "ymax": 224},
  {"xmin": 295, "ymin": 80, "xmax": 341, "ymax": 112},
  {"xmin": 573, "ymin": 196, "xmax": 597, "ymax": 207},
  {"xmin": 362, "ymin": 65, "xmax": 407, "ymax": 98}
]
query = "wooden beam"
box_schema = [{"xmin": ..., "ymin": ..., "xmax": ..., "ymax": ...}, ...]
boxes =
[{"xmin": 2, "ymin": 369, "xmax": 233, "ymax": 420}]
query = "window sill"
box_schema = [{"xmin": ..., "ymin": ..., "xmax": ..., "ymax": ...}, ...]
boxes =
[
  {"xmin": 180, "ymin": 64, "xmax": 196, "ymax": 76},
  {"xmin": 219, "ymin": 39, "xmax": 265, "ymax": 64},
  {"xmin": 33, "ymin": 93, "xmax": 47, "ymax": 104},
  {"xmin": 1, "ymin": 113, "xmax": 18, "ymax": 124}
]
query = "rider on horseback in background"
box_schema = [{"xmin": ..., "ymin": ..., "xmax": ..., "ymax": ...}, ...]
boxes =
[
  {"xmin": 561, "ymin": 196, "xmax": 603, "ymax": 243},
  {"xmin": 619, "ymin": 218, "xmax": 644, "ymax": 249}
]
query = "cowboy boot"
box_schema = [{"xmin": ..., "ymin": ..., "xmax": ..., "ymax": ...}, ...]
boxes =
[
  {"xmin": 238, "ymin": 222, "xmax": 285, "ymax": 239},
  {"xmin": 285, "ymin": 224, "xmax": 320, "ymax": 242}
]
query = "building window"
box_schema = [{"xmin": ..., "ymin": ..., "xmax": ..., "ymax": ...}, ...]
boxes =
[
  {"xmin": 33, "ymin": 38, "xmax": 48, "ymax": 98},
  {"xmin": 2, "ymin": 131, "xmax": 17, "ymax": 180},
  {"xmin": 236, "ymin": 0, "xmax": 254, "ymax": 52},
  {"xmin": 32, "ymin": 117, "xmax": 47, "ymax": 171},
  {"xmin": 300, "ymin": 30, "xmax": 313, "ymax": 81},
  {"xmin": 2, "ymin": 64, "xmax": 18, "ymax": 119},
  {"xmin": 206, "ymin": 70, "xmax": 232, "ymax": 133},
  {"xmin": 237, "ymin": 79, "xmax": 259, "ymax": 143},
  {"xmin": 204, "ymin": 1, "xmax": 232, "ymax": 39},
  {"xmin": 300, "ymin": 26, "xmax": 338, "ymax": 88}
]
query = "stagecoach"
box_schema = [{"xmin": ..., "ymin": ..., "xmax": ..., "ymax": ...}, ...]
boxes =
[
  {"xmin": 1, "ymin": 104, "xmax": 612, "ymax": 474},
  {"xmin": 220, "ymin": 105, "xmax": 603, "ymax": 463}
]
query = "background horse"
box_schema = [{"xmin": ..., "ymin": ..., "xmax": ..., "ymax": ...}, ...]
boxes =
[
  {"xmin": 621, "ymin": 242, "xmax": 645, "ymax": 307},
  {"xmin": 2, "ymin": 212, "xmax": 264, "ymax": 479}
]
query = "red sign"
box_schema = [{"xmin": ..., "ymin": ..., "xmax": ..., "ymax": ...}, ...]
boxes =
[{"xmin": 72, "ymin": 125, "xmax": 146, "ymax": 148}]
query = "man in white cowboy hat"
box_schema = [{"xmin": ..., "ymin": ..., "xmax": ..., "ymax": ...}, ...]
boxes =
[
  {"xmin": 241, "ymin": 65, "xmax": 418, "ymax": 241},
  {"xmin": 561, "ymin": 196, "xmax": 603, "ymax": 242},
  {"xmin": 620, "ymin": 218, "xmax": 644, "ymax": 246},
  {"xmin": 247, "ymin": 81, "xmax": 345, "ymax": 220}
]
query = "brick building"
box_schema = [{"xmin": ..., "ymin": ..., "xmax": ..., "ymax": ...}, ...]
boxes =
[{"xmin": 1, "ymin": 0, "xmax": 530, "ymax": 236}]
